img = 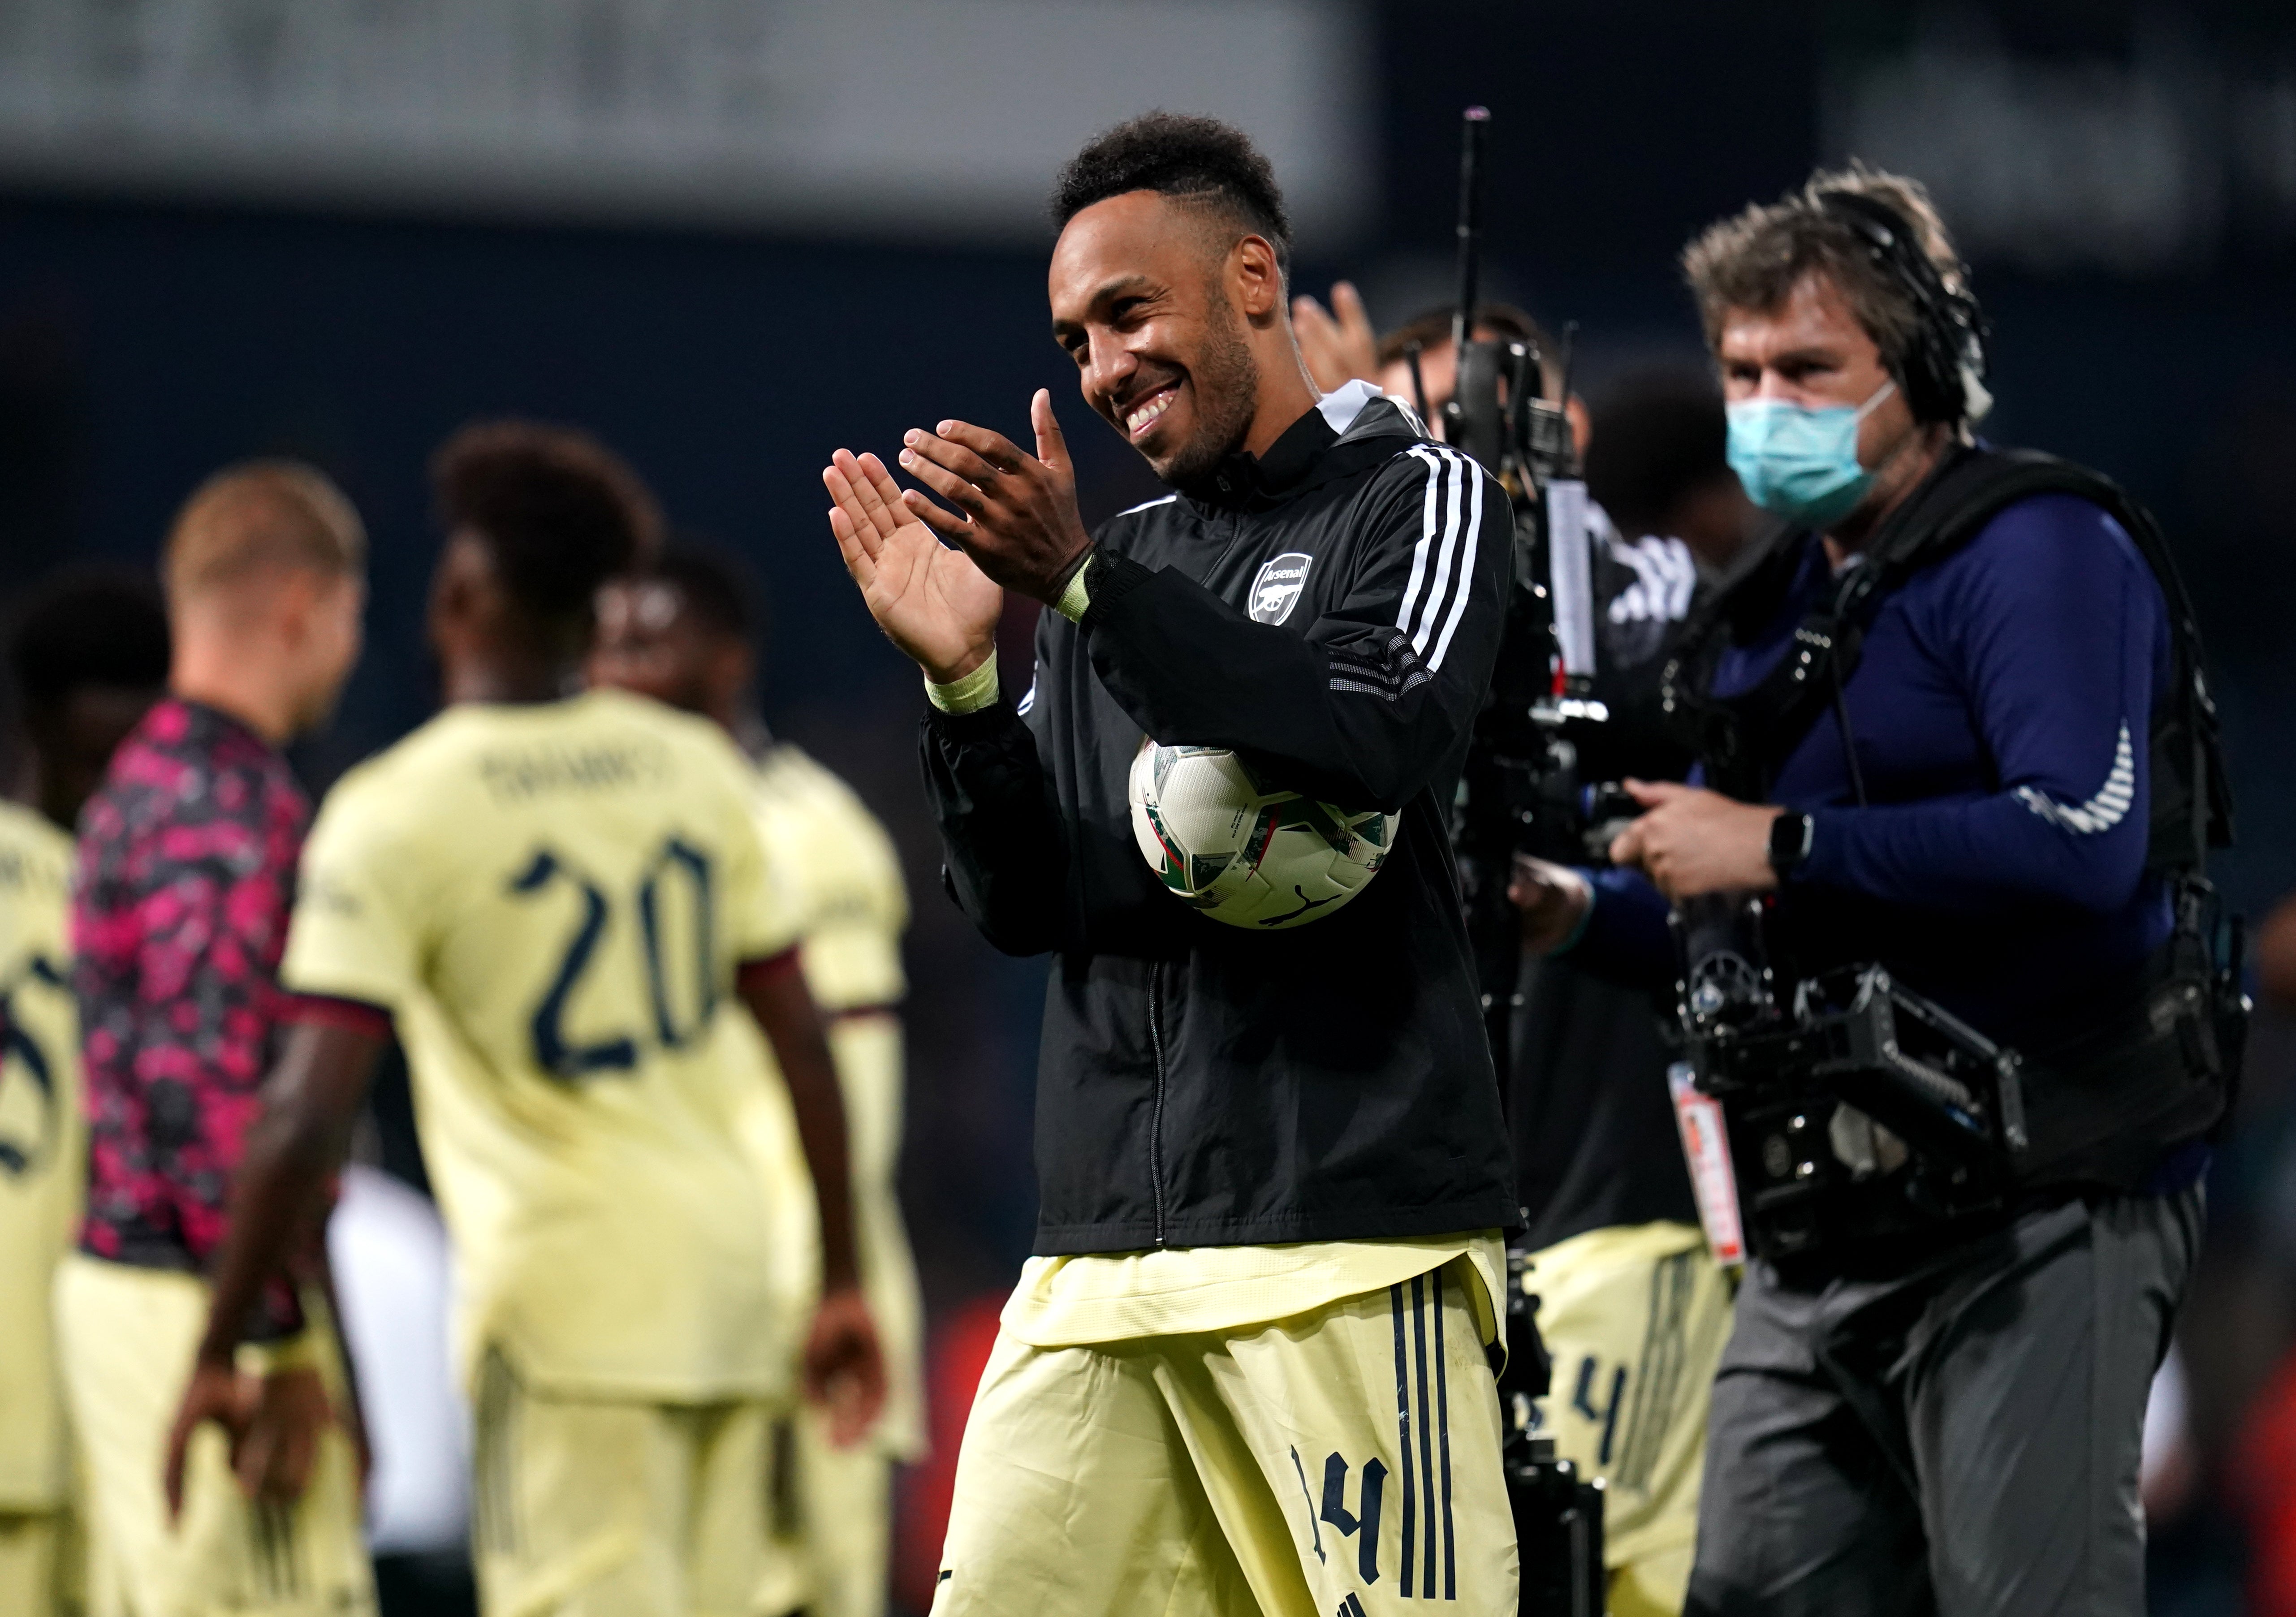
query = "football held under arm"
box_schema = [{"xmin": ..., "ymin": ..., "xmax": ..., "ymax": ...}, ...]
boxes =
[{"xmin": 1082, "ymin": 446, "xmax": 1514, "ymax": 813}]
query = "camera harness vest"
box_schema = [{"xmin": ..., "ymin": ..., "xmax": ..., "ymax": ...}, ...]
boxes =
[
  {"xmin": 1658, "ymin": 192, "xmax": 2241, "ymax": 1196},
  {"xmin": 1661, "ymin": 444, "xmax": 2240, "ymax": 1193}
]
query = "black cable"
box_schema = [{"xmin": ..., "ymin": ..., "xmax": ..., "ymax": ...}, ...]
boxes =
[{"xmin": 1831, "ymin": 658, "xmax": 1870, "ymax": 807}]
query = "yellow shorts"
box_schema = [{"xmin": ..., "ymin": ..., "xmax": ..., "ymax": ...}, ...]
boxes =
[
  {"xmin": 470, "ymin": 1350, "xmax": 799, "ymax": 1617},
  {"xmin": 52, "ymin": 1254, "xmax": 373, "ymax": 1617},
  {"xmin": 0, "ymin": 1507, "xmax": 73, "ymax": 1616},
  {"xmin": 754, "ymin": 1406, "xmax": 894, "ymax": 1617},
  {"xmin": 933, "ymin": 1262, "xmax": 1516, "ymax": 1617},
  {"xmin": 1521, "ymin": 1222, "xmax": 1735, "ymax": 1617}
]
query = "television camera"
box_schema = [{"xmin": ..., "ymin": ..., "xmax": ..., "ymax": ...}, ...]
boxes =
[
  {"xmin": 1668, "ymin": 890, "xmax": 2032, "ymax": 1258},
  {"xmin": 1429, "ymin": 104, "xmax": 1611, "ymax": 1617}
]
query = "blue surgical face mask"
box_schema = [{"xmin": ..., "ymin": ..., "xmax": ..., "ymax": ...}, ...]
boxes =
[{"xmin": 1725, "ymin": 380, "xmax": 1897, "ymax": 530}]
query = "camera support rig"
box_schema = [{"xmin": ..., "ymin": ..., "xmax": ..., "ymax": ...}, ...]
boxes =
[
  {"xmin": 1433, "ymin": 104, "xmax": 1609, "ymax": 1617},
  {"xmin": 1442, "ymin": 108, "xmax": 1616, "ymax": 1096},
  {"xmin": 1670, "ymin": 891, "xmax": 2032, "ymax": 1258}
]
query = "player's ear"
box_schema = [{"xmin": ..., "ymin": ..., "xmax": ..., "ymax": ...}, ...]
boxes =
[
  {"xmin": 1232, "ymin": 235, "xmax": 1284, "ymax": 327},
  {"xmin": 427, "ymin": 533, "xmax": 489, "ymax": 648},
  {"xmin": 270, "ymin": 565, "xmax": 320, "ymax": 648}
]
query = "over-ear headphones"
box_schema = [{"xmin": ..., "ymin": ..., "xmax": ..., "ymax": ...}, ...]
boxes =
[{"xmin": 1817, "ymin": 189, "xmax": 1991, "ymax": 426}]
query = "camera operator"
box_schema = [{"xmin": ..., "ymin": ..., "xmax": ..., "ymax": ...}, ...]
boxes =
[
  {"xmin": 1519, "ymin": 166, "xmax": 2225, "ymax": 1614},
  {"xmin": 824, "ymin": 114, "xmax": 1520, "ymax": 1615},
  {"xmin": 1295, "ymin": 291, "xmax": 1594, "ymax": 458}
]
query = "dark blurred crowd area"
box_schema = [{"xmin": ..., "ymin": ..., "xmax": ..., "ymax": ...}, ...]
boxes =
[{"xmin": 4, "ymin": 4, "xmax": 2296, "ymax": 1611}]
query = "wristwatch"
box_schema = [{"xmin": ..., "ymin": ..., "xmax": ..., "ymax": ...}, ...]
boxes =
[{"xmin": 1768, "ymin": 811, "xmax": 1815, "ymax": 879}]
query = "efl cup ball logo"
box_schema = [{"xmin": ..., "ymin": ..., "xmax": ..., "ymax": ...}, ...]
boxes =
[{"xmin": 1248, "ymin": 553, "xmax": 1314, "ymax": 625}]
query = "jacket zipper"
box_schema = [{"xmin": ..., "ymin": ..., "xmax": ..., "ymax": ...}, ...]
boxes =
[{"xmin": 1147, "ymin": 961, "xmax": 1169, "ymax": 1247}]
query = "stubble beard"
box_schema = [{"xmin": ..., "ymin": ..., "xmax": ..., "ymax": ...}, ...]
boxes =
[{"xmin": 1152, "ymin": 297, "xmax": 1261, "ymax": 492}]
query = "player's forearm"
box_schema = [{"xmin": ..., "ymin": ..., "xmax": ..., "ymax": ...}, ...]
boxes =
[
  {"xmin": 194, "ymin": 1022, "xmax": 382, "ymax": 1367},
  {"xmin": 922, "ymin": 705, "xmax": 1067, "ymax": 955},
  {"xmin": 1799, "ymin": 793, "xmax": 2149, "ymax": 916},
  {"xmin": 742, "ymin": 966, "xmax": 864, "ymax": 1291},
  {"xmin": 196, "ymin": 1143, "xmax": 334, "ymax": 1366}
]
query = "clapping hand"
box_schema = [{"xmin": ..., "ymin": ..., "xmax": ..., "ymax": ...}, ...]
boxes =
[
  {"xmin": 824, "ymin": 448, "xmax": 1004, "ymax": 684},
  {"xmin": 877, "ymin": 389, "xmax": 1096, "ymax": 606}
]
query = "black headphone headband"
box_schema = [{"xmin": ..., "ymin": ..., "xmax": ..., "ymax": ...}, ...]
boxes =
[{"xmin": 1816, "ymin": 189, "xmax": 1989, "ymax": 426}]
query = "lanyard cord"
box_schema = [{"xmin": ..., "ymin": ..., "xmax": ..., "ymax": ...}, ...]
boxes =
[{"xmin": 1830, "ymin": 652, "xmax": 1871, "ymax": 807}]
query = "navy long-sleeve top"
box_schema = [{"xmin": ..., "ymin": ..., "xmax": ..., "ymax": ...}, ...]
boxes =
[{"xmin": 1574, "ymin": 492, "xmax": 2173, "ymax": 1054}]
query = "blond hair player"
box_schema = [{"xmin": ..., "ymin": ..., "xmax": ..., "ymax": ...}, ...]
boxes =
[{"xmin": 60, "ymin": 465, "xmax": 372, "ymax": 1617}]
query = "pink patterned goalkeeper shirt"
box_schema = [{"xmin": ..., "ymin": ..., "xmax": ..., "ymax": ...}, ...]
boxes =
[{"xmin": 69, "ymin": 698, "xmax": 311, "ymax": 1327}]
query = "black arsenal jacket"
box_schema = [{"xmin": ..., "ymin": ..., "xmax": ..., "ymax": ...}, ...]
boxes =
[{"xmin": 924, "ymin": 384, "xmax": 1519, "ymax": 1254}]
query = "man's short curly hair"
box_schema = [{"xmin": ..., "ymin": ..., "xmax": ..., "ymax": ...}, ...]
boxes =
[
  {"xmin": 1050, "ymin": 111, "xmax": 1291, "ymax": 280},
  {"xmin": 432, "ymin": 421, "xmax": 665, "ymax": 625}
]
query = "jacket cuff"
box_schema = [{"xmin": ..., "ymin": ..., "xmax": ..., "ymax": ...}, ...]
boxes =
[
  {"xmin": 924, "ymin": 696, "xmax": 1023, "ymax": 743},
  {"xmin": 1570, "ymin": 865, "xmax": 1676, "ymax": 982},
  {"xmin": 1079, "ymin": 551, "xmax": 1156, "ymax": 628},
  {"xmin": 1548, "ymin": 868, "xmax": 1598, "ymax": 955},
  {"xmin": 925, "ymin": 659, "xmax": 1000, "ymax": 715},
  {"xmin": 1794, "ymin": 807, "xmax": 1848, "ymax": 888},
  {"xmin": 1051, "ymin": 547, "xmax": 1096, "ymax": 624}
]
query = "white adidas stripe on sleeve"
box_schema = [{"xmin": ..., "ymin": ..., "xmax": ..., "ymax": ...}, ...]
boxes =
[
  {"xmin": 1428, "ymin": 459, "xmax": 1486, "ymax": 671},
  {"xmin": 1398, "ymin": 445, "xmax": 1474, "ymax": 664},
  {"xmin": 1396, "ymin": 445, "xmax": 1447, "ymax": 648}
]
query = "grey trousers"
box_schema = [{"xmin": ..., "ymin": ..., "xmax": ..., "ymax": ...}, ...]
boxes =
[{"xmin": 1684, "ymin": 1186, "xmax": 2203, "ymax": 1617}]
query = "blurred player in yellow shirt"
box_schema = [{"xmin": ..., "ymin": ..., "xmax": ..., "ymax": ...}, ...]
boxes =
[
  {"xmin": 165, "ymin": 424, "xmax": 885, "ymax": 1617},
  {"xmin": 591, "ymin": 543, "xmax": 925, "ymax": 1617},
  {"xmin": 0, "ymin": 572, "xmax": 169, "ymax": 1613}
]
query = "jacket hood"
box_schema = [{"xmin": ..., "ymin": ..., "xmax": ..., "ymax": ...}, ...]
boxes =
[{"xmin": 1322, "ymin": 378, "xmax": 1430, "ymax": 446}]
